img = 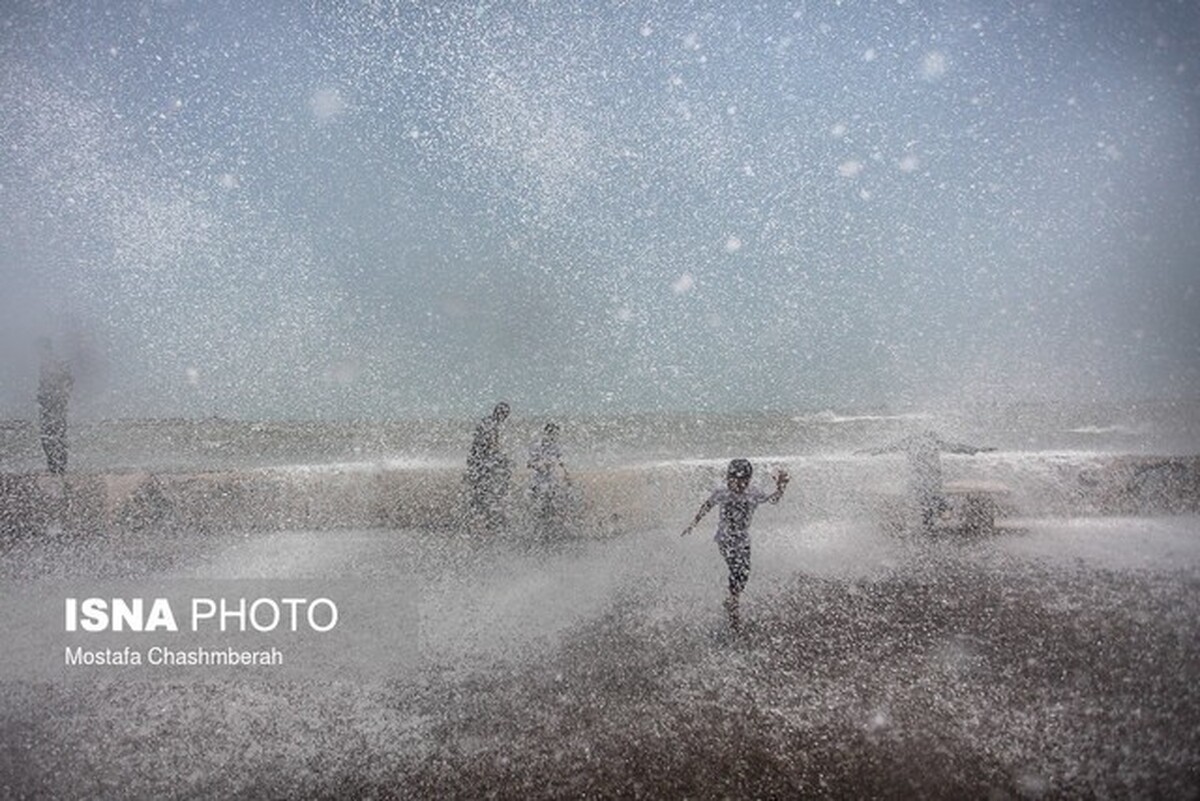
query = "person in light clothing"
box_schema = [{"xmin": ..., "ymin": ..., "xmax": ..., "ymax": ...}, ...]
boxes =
[
  {"xmin": 861, "ymin": 431, "xmax": 994, "ymax": 531},
  {"xmin": 527, "ymin": 422, "xmax": 567, "ymax": 492},
  {"xmin": 526, "ymin": 422, "xmax": 573, "ymax": 539}
]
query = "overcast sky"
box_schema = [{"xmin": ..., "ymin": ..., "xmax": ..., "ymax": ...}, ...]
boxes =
[{"xmin": 1, "ymin": 1, "xmax": 1197, "ymax": 419}]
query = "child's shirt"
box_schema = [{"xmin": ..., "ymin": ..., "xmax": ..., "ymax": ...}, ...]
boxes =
[{"xmin": 705, "ymin": 487, "xmax": 773, "ymax": 545}]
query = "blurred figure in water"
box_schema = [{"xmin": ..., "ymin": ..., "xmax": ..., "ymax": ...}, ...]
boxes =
[
  {"xmin": 861, "ymin": 431, "xmax": 994, "ymax": 531},
  {"xmin": 36, "ymin": 338, "xmax": 73, "ymax": 475},
  {"xmin": 527, "ymin": 421, "xmax": 567, "ymax": 491},
  {"xmin": 682, "ymin": 459, "xmax": 789, "ymax": 631},
  {"xmin": 466, "ymin": 402, "xmax": 512, "ymax": 531},
  {"xmin": 526, "ymin": 422, "xmax": 573, "ymax": 539}
]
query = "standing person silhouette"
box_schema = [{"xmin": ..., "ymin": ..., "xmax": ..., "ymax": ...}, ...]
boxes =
[
  {"xmin": 37, "ymin": 338, "xmax": 73, "ymax": 476},
  {"xmin": 526, "ymin": 421, "xmax": 572, "ymax": 539},
  {"xmin": 466, "ymin": 402, "xmax": 512, "ymax": 531},
  {"xmin": 862, "ymin": 431, "xmax": 994, "ymax": 531}
]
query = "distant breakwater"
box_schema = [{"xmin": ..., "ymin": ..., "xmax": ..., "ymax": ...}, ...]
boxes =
[
  {"xmin": 0, "ymin": 463, "xmax": 677, "ymax": 540},
  {"xmin": 1, "ymin": 454, "xmax": 1197, "ymax": 540}
]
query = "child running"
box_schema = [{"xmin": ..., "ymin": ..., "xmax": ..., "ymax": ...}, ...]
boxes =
[{"xmin": 681, "ymin": 459, "xmax": 789, "ymax": 631}]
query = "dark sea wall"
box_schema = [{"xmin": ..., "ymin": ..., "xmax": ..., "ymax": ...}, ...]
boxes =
[
  {"xmin": 1, "ymin": 454, "xmax": 1197, "ymax": 540},
  {"xmin": 0, "ymin": 468, "xmax": 465, "ymax": 539}
]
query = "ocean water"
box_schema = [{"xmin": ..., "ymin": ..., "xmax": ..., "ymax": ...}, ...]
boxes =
[{"xmin": 2, "ymin": 398, "xmax": 1198, "ymax": 474}]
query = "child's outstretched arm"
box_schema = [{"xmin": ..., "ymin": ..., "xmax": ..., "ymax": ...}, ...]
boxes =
[
  {"xmin": 681, "ymin": 497, "xmax": 717, "ymax": 537},
  {"xmin": 767, "ymin": 469, "xmax": 790, "ymax": 503}
]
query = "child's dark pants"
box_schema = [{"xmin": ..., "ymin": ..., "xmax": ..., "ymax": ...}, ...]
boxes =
[{"xmin": 718, "ymin": 537, "xmax": 751, "ymax": 595}]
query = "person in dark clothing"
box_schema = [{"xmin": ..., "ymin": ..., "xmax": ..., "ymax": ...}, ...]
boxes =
[
  {"xmin": 37, "ymin": 338, "xmax": 73, "ymax": 475},
  {"xmin": 682, "ymin": 458, "xmax": 789, "ymax": 631},
  {"xmin": 466, "ymin": 402, "xmax": 512, "ymax": 531}
]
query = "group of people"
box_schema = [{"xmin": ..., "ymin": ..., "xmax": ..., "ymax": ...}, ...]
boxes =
[
  {"xmin": 31, "ymin": 351, "xmax": 993, "ymax": 635},
  {"xmin": 465, "ymin": 402, "xmax": 573, "ymax": 536},
  {"xmin": 466, "ymin": 402, "xmax": 995, "ymax": 632},
  {"xmin": 466, "ymin": 406, "xmax": 794, "ymax": 633}
]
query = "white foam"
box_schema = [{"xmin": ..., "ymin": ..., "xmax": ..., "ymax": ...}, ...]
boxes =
[
  {"xmin": 1066, "ymin": 425, "xmax": 1142, "ymax": 436},
  {"xmin": 799, "ymin": 410, "xmax": 935, "ymax": 424},
  {"xmin": 266, "ymin": 457, "xmax": 460, "ymax": 475}
]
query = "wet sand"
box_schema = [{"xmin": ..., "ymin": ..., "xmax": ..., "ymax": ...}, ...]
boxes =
[{"xmin": 1, "ymin": 517, "xmax": 1197, "ymax": 799}]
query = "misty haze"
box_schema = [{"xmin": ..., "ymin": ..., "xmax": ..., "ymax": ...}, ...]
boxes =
[{"xmin": 1, "ymin": 2, "xmax": 1198, "ymax": 799}]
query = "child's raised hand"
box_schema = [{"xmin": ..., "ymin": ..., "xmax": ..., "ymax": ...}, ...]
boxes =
[{"xmin": 775, "ymin": 469, "xmax": 790, "ymax": 486}]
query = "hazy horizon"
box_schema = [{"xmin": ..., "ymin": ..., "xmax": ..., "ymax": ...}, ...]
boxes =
[
  {"xmin": 2, "ymin": 2, "xmax": 1198, "ymax": 420},
  {"xmin": 1, "ymin": 394, "xmax": 1197, "ymax": 426}
]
